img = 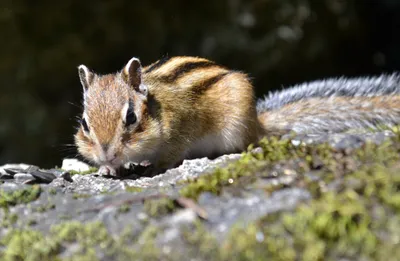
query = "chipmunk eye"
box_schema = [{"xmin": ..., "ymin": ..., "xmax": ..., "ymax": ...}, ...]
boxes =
[
  {"xmin": 81, "ymin": 118, "xmax": 90, "ymax": 133},
  {"xmin": 125, "ymin": 100, "xmax": 137, "ymax": 127}
]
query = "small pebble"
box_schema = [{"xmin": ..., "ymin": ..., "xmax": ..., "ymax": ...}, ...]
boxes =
[
  {"xmin": 256, "ymin": 231, "xmax": 265, "ymax": 242},
  {"xmin": 3, "ymin": 168, "xmax": 21, "ymax": 176},
  {"xmin": 137, "ymin": 212, "xmax": 148, "ymax": 221},
  {"xmin": 61, "ymin": 158, "xmax": 91, "ymax": 172},
  {"xmin": 0, "ymin": 170, "xmax": 14, "ymax": 180},
  {"xmin": 60, "ymin": 171, "xmax": 73, "ymax": 182},
  {"xmin": 251, "ymin": 147, "xmax": 263, "ymax": 154},
  {"xmin": 30, "ymin": 170, "xmax": 57, "ymax": 184},
  {"xmin": 1, "ymin": 163, "xmax": 36, "ymax": 171},
  {"xmin": 291, "ymin": 139, "xmax": 301, "ymax": 146},
  {"xmin": 14, "ymin": 173, "xmax": 35, "ymax": 182}
]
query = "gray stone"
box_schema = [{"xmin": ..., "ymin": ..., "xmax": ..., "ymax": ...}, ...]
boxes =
[
  {"xmin": 1, "ymin": 163, "xmax": 37, "ymax": 172},
  {"xmin": 0, "ymin": 130, "xmax": 396, "ymax": 260},
  {"xmin": 0, "ymin": 164, "xmax": 39, "ymax": 180}
]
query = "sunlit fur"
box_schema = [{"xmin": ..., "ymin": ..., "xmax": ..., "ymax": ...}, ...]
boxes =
[
  {"xmin": 257, "ymin": 74, "xmax": 400, "ymax": 134},
  {"xmin": 75, "ymin": 56, "xmax": 262, "ymax": 174}
]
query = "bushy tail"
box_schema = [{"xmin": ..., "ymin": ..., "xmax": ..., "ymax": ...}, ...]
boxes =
[{"xmin": 257, "ymin": 74, "xmax": 400, "ymax": 135}]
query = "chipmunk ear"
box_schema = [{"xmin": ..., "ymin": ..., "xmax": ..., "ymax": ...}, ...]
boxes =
[
  {"xmin": 78, "ymin": 65, "xmax": 94, "ymax": 92},
  {"xmin": 123, "ymin": 57, "xmax": 147, "ymax": 95}
]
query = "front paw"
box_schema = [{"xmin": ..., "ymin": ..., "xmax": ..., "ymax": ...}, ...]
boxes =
[{"xmin": 98, "ymin": 165, "xmax": 118, "ymax": 176}]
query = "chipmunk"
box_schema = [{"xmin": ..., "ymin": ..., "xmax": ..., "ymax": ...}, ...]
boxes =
[
  {"xmin": 75, "ymin": 56, "xmax": 263, "ymax": 176},
  {"xmin": 75, "ymin": 56, "xmax": 400, "ymax": 176}
]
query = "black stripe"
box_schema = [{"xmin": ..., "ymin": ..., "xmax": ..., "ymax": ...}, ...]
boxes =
[
  {"xmin": 191, "ymin": 72, "xmax": 231, "ymax": 94},
  {"xmin": 143, "ymin": 56, "xmax": 171, "ymax": 73},
  {"xmin": 160, "ymin": 61, "xmax": 217, "ymax": 83}
]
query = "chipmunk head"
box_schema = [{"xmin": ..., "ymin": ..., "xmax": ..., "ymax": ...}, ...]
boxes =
[{"xmin": 74, "ymin": 57, "xmax": 154, "ymax": 171}]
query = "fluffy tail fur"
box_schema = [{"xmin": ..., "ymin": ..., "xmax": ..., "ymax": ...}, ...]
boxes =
[{"xmin": 257, "ymin": 73, "xmax": 400, "ymax": 135}]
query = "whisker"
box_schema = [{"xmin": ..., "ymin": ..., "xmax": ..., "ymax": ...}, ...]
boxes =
[
  {"xmin": 68, "ymin": 101, "xmax": 83, "ymax": 110},
  {"xmin": 60, "ymin": 144, "xmax": 77, "ymax": 147}
]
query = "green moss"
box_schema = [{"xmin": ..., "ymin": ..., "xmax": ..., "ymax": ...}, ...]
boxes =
[
  {"xmin": 52, "ymin": 221, "xmax": 109, "ymax": 245},
  {"xmin": 176, "ymin": 133, "xmax": 400, "ymax": 260},
  {"xmin": 131, "ymin": 225, "xmax": 161, "ymax": 258},
  {"xmin": 143, "ymin": 198, "xmax": 177, "ymax": 217},
  {"xmin": 180, "ymin": 221, "xmax": 219, "ymax": 259},
  {"xmin": 1, "ymin": 212, "xmax": 18, "ymax": 228},
  {"xmin": 220, "ymin": 139, "xmax": 400, "ymax": 261},
  {"xmin": 0, "ymin": 229, "xmax": 59, "ymax": 261},
  {"xmin": 224, "ymin": 204, "xmax": 392, "ymax": 259},
  {"xmin": 72, "ymin": 193, "xmax": 92, "ymax": 199},
  {"xmin": 100, "ymin": 188, "xmax": 116, "ymax": 195},
  {"xmin": 118, "ymin": 203, "xmax": 131, "ymax": 213},
  {"xmin": 8, "ymin": 213, "xmax": 18, "ymax": 225},
  {"xmin": 222, "ymin": 221, "xmax": 296, "ymax": 261},
  {"xmin": 0, "ymin": 185, "xmax": 41, "ymax": 209},
  {"xmin": 27, "ymin": 219, "xmax": 37, "ymax": 226},
  {"xmin": 180, "ymin": 137, "xmax": 336, "ymax": 199},
  {"xmin": 125, "ymin": 186, "xmax": 144, "ymax": 193},
  {"xmin": 67, "ymin": 167, "xmax": 98, "ymax": 175},
  {"xmin": 0, "ymin": 221, "xmax": 162, "ymax": 261},
  {"xmin": 34, "ymin": 202, "xmax": 56, "ymax": 213},
  {"xmin": 222, "ymin": 168, "xmax": 400, "ymax": 260},
  {"xmin": 180, "ymin": 130, "xmax": 400, "ymax": 201},
  {"xmin": 48, "ymin": 188, "xmax": 57, "ymax": 195}
]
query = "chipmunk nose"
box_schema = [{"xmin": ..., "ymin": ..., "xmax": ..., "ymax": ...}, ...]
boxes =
[
  {"xmin": 107, "ymin": 154, "xmax": 117, "ymax": 163},
  {"xmin": 98, "ymin": 143, "xmax": 118, "ymax": 163},
  {"xmin": 101, "ymin": 143, "xmax": 110, "ymax": 152}
]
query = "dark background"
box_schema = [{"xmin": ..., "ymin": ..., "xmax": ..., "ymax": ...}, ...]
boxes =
[{"xmin": 1, "ymin": 0, "xmax": 399, "ymax": 167}]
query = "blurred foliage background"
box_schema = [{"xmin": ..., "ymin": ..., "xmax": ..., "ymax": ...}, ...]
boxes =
[{"xmin": 0, "ymin": 0, "xmax": 399, "ymax": 167}]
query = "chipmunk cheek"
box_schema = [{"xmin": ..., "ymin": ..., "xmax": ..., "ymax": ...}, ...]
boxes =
[
  {"xmin": 83, "ymin": 138, "xmax": 95, "ymax": 148},
  {"xmin": 113, "ymin": 146, "xmax": 123, "ymax": 159},
  {"xmin": 76, "ymin": 134, "xmax": 94, "ymax": 157},
  {"xmin": 92, "ymin": 154, "xmax": 102, "ymax": 165}
]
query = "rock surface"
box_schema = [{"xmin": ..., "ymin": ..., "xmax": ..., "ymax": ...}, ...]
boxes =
[{"xmin": 0, "ymin": 131, "xmax": 399, "ymax": 260}]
